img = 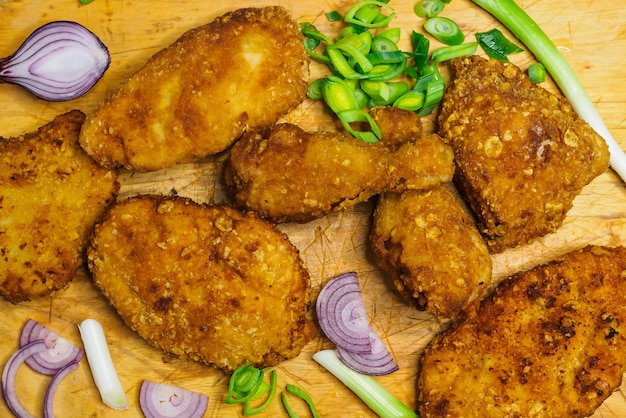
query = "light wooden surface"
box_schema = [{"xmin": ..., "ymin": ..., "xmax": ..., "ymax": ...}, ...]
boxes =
[{"xmin": 1, "ymin": 0, "xmax": 626, "ymax": 416}]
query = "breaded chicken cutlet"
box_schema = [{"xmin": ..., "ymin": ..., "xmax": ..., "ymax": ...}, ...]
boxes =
[
  {"xmin": 0, "ymin": 110, "xmax": 119, "ymax": 303},
  {"xmin": 224, "ymin": 121, "xmax": 454, "ymax": 224},
  {"xmin": 418, "ymin": 245, "xmax": 626, "ymax": 418},
  {"xmin": 370, "ymin": 184, "xmax": 492, "ymax": 319},
  {"xmin": 438, "ymin": 56, "xmax": 610, "ymax": 252},
  {"xmin": 87, "ymin": 195, "xmax": 316, "ymax": 373},
  {"xmin": 79, "ymin": 6, "xmax": 309, "ymax": 172}
]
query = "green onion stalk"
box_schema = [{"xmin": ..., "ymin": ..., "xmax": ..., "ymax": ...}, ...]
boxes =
[{"xmin": 471, "ymin": 0, "xmax": 626, "ymax": 183}]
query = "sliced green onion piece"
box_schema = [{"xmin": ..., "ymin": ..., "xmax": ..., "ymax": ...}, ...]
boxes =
[
  {"xmin": 472, "ymin": 0, "xmax": 626, "ymax": 182},
  {"xmin": 313, "ymin": 350, "xmax": 417, "ymax": 418},
  {"xmin": 337, "ymin": 109, "xmax": 381, "ymax": 143},
  {"xmin": 370, "ymin": 81, "xmax": 410, "ymax": 106},
  {"xmin": 528, "ymin": 62, "xmax": 546, "ymax": 83},
  {"xmin": 354, "ymin": 88, "xmax": 369, "ymax": 108},
  {"xmin": 361, "ymin": 80, "xmax": 390, "ymax": 102},
  {"xmin": 327, "ymin": 48, "xmax": 367, "ymax": 79},
  {"xmin": 326, "ymin": 11, "xmax": 342, "ymax": 22},
  {"xmin": 393, "ymin": 90, "xmax": 425, "ymax": 111},
  {"xmin": 307, "ymin": 78, "xmax": 325, "ymax": 100},
  {"xmin": 374, "ymin": 27, "xmax": 401, "ymax": 44},
  {"xmin": 323, "ymin": 76, "xmax": 361, "ymax": 112},
  {"xmin": 300, "ymin": 22, "xmax": 334, "ymax": 45},
  {"xmin": 475, "ymin": 28, "xmax": 523, "ymax": 61},
  {"xmin": 431, "ymin": 41, "xmax": 478, "ymax": 62},
  {"xmin": 414, "ymin": 0, "xmax": 445, "ymax": 18},
  {"xmin": 423, "ymin": 16, "xmax": 465, "ymax": 45},
  {"xmin": 371, "ymin": 36, "xmax": 398, "ymax": 53},
  {"xmin": 225, "ymin": 364, "xmax": 266, "ymax": 405},
  {"xmin": 367, "ymin": 59, "xmax": 407, "ymax": 82},
  {"xmin": 405, "ymin": 31, "xmax": 430, "ymax": 78},
  {"xmin": 281, "ymin": 384, "xmax": 320, "ymax": 418},
  {"xmin": 244, "ymin": 370, "xmax": 277, "ymax": 416},
  {"xmin": 366, "ymin": 50, "xmax": 404, "ymax": 66},
  {"xmin": 345, "ymin": 1, "xmax": 396, "ymax": 29}
]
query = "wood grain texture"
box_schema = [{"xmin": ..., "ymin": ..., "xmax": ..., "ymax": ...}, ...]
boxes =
[{"xmin": 1, "ymin": 0, "xmax": 625, "ymax": 416}]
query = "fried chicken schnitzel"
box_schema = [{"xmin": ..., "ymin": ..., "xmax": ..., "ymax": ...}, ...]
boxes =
[
  {"xmin": 0, "ymin": 110, "xmax": 119, "ymax": 303},
  {"xmin": 79, "ymin": 6, "xmax": 309, "ymax": 172},
  {"xmin": 438, "ymin": 56, "xmax": 610, "ymax": 252},
  {"xmin": 87, "ymin": 195, "xmax": 315, "ymax": 372},
  {"xmin": 418, "ymin": 245, "xmax": 626, "ymax": 417},
  {"xmin": 224, "ymin": 122, "xmax": 454, "ymax": 223},
  {"xmin": 370, "ymin": 184, "xmax": 492, "ymax": 319}
]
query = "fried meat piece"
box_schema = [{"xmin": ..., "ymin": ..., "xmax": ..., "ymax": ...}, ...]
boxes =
[
  {"xmin": 79, "ymin": 6, "xmax": 309, "ymax": 172},
  {"xmin": 224, "ymin": 123, "xmax": 454, "ymax": 223},
  {"xmin": 87, "ymin": 195, "xmax": 315, "ymax": 372},
  {"xmin": 369, "ymin": 106, "xmax": 423, "ymax": 149},
  {"xmin": 418, "ymin": 245, "xmax": 626, "ymax": 417},
  {"xmin": 370, "ymin": 185, "xmax": 492, "ymax": 319},
  {"xmin": 438, "ymin": 56, "xmax": 610, "ymax": 252},
  {"xmin": 0, "ymin": 110, "xmax": 119, "ymax": 303}
]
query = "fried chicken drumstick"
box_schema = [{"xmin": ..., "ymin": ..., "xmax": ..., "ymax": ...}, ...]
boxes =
[{"xmin": 224, "ymin": 120, "xmax": 454, "ymax": 224}]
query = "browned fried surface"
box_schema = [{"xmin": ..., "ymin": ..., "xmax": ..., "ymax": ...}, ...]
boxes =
[
  {"xmin": 224, "ymin": 123, "xmax": 454, "ymax": 223},
  {"xmin": 418, "ymin": 245, "xmax": 626, "ymax": 418},
  {"xmin": 370, "ymin": 185, "xmax": 492, "ymax": 319},
  {"xmin": 438, "ymin": 56, "xmax": 610, "ymax": 253},
  {"xmin": 369, "ymin": 106, "xmax": 423, "ymax": 149},
  {"xmin": 0, "ymin": 110, "xmax": 119, "ymax": 303},
  {"xmin": 79, "ymin": 6, "xmax": 309, "ymax": 172},
  {"xmin": 87, "ymin": 195, "xmax": 315, "ymax": 372}
]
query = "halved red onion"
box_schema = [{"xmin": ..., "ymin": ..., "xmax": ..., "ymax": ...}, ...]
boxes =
[
  {"xmin": 43, "ymin": 361, "xmax": 80, "ymax": 418},
  {"xmin": 139, "ymin": 380, "xmax": 209, "ymax": 418},
  {"xmin": 0, "ymin": 20, "xmax": 110, "ymax": 101},
  {"xmin": 20, "ymin": 319, "xmax": 84, "ymax": 375},
  {"xmin": 336, "ymin": 331, "xmax": 399, "ymax": 376},
  {"xmin": 2, "ymin": 340, "xmax": 48, "ymax": 418},
  {"xmin": 316, "ymin": 272, "xmax": 372, "ymax": 354}
]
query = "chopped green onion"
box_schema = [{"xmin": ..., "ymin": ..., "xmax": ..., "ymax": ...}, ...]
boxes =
[
  {"xmin": 323, "ymin": 76, "xmax": 361, "ymax": 112},
  {"xmin": 414, "ymin": 0, "xmax": 445, "ymax": 18},
  {"xmin": 281, "ymin": 384, "xmax": 320, "ymax": 418},
  {"xmin": 423, "ymin": 16, "xmax": 465, "ymax": 45},
  {"xmin": 326, "ymin": 11, "xmax": 343, "ymax": 22},
  {"xmin": 329, "ymin": 40, "xmax": 374, "ymax": 74},
  {"xmin": 528, "ymin": 62, "xmax": 546, "ymax": 83},
  {"xmin": 337, "ymin": 109, "xmax": 381, "ymax": 143},
  {"xmin": 393, "ymin": 89, "xmax": 425, "ymax": 111},
  {"xmin": 345, "ymin": 1, "xmax": 396, "ymax": 29},
  {"xmin": 374, "ymin": 27, "xmax": 401, "ymax": 44},
  {"xmin": 244, "ymin": 370, "xmax": 277, "ymax": 416},
  {"xmin": 327, "ymin": 48, "xmax": 367, "ymax": 79},
  {"xmin": 475, "ymin": 28, "xmax": 523, "ymax": 61},
  {"xmin": 313, "ymin": 350, "xmax": 418, "ymax": 418},
  {"xmin": 431, "ymin": 41, "xmax": 478, "ymax": 62},
  {"xmin": 79, "ymin": 0, "xmax": 95, "ymax": 4},
  {"xmin": 225, "ymin": 364, "xmax": 277, "ymax": 416},
  {"xmin": 371, "ymin": 36, "xmax": 398, "ymax": 53},
  {"xmin": 307, "ymin": 78, "xmax": 325, "ymax": 100},
  {"xmin": 472, "ymin": 0, "xmax": 626, "ymax": 182}
]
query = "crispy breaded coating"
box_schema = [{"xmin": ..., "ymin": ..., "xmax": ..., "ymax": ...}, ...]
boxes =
[
  {"xmin": 79, "ymin": 6, "xmax": 309, "ymax": 172},
  {"xmin": 418, "ymin": 245, "xmax": 626, "ymax": 418},
  {"xmin": 0, "ymin": 111, "xmax": 119, "ymax": 303},
  {"xmin": 224, "ymin": 123, "xmax": 454, "ymax": 223},
  {"xmin": 369, "ymin": 106, "xmax": 423, "ymax": 149},
  {"xmin": 87, "ymin": 195, "xmax": 315, "ymax": 373},
  {"xmin": 370, "ymin": 185, "xmax": 492, "ymax": 319},
  {"xmin": 438, "ymin": 56, "xmax": 610, "ymax": 252}
]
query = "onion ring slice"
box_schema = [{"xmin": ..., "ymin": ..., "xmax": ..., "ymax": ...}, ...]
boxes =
[
  {"xmin": 336, "ymin": 331, "xmax": 399, "ymax": 376},
  {"xmin": 2, "ymin": 340, "xmax": 48, "ymax": 418},
  {"xmin": 316, "ymin": 272, "xmax": 372, "ymax": 354},
  {"xmin": 139, "ymin": 380, "xmax": 209, "ymax": 418}
]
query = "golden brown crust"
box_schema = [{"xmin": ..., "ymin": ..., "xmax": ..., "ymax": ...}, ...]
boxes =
[
  {"xmin": 369, "ymin": 106, "xmax": 423, "ymax": 149},
  {"xmin": 79, "ymin": 6, "xmax": 309, "ymax": 172},
  {"xmin": 438, "ymin": 56, "xmax": 610, "ymax": 252},
  {"xmin": 0, "ymin": 110, "xmax": 119, "ymax": 303},
  {"xmin": 418, "ymin": 245, "xmax": 626, "ymax": 417},
  {"xmin": 87, "ymin": 195, "xmax": 315, "ymax": 372},
  {"xmin": 370, "ymin": 185, "xmax": 492, "ymax": 319},
  {"xmin": 224, "ymin": 123, "xmax": 454, "ymax": 223}
]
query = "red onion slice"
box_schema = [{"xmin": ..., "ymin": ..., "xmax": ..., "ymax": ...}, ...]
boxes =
[
  {"xmin": 316, "ymin": 272, "xmax": 372, "ymax": 354},
  {"xmin": 2, "ymin": 340, "xmax": 48, "ymax": 418},
  {"xmin": 19, "ymin": 319, "xmax": 84, "ymax": 375},
  {"xmin": 43, "ymin": 361, "xmax": 80, "ymax": 418},
  {"xmin": 336, "ymin": 331, "xmax": 399, "ymax": 376},
  {"xmin": 139, "ymin": 380, "xmax": 209, "ymax": 418},
  {"xmin": 0, "ymin": 20, "xmax": 110, "ymax": 101}
]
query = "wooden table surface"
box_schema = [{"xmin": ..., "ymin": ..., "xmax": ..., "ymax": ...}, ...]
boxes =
[{"xmin": 1, "ymin": 0, "xmax": 626, "ymax": 416}]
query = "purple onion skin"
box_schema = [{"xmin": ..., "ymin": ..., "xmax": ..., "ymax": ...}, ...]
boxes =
[{"xmin": 0, "ymin": 21, "xmax": 110, "ymax": 102}]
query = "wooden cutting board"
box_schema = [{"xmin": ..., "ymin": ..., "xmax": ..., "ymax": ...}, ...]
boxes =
[{"xmin": 1, "ymin": 0, "xmax": 626, "ymax": 416}]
